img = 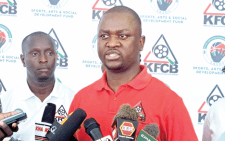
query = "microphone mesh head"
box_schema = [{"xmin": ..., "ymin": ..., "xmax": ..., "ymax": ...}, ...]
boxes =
[
  {"xmin": 84, "ymin": 118, "xmax": 100, "ymax": 135},
  {"xmin": 113, "ymin": 104, "xmax": 139, "ymax": 123},
  {"xmin": 143, "ymin": 123, "xmax": 160, "ymax": 139},
  {"xmin": 41, "ymin": 103, "xmax": 56, "ymax": 124}
]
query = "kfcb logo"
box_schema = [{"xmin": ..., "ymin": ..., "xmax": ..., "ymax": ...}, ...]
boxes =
[
  {"xmin": 203, "ymin": 35, "xmax": 225, "ymax": 66},
  {"xmin": 144, "ymin": 34, "xmax": 178, "ymax": 75},
  {"xmin": 0, "ymin": 0, "xmax": 17, "ymax": 16},
  {"xmin": 55, "ymin": 105, "xmax": 67, "ymax": 124},
  {"xmin": 42, "ymin": 0, "xmax": 68, "ymax": 9},
  {"xmin": 92, "ymin": 0, "xmax": 123, "ymax": 20},
  {"xmin": 198, "ymin": 85, "xmax": 224, "ymax": 124},
  {"xmin": 49, "ymin": 28, "xmax": 68, "ymax": 69},
  {"xmin": 149, "ymin": 0, "xmax": 179, "ymax": 14},
  {"xmin": 0, "ymin": 24, "xmax": 12, "ymax": 54},
  {"xmin": 204, "ymin": 0, "xmax": 225, "ymax": 26}
]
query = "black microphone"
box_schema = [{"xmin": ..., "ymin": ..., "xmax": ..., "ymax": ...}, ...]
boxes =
[
  {"xmin": 35, "ymin": 103, "xmax": 56, "ymax": 141},
  {"xmin": 46, "ymin": 108, "xmax": 87, "ymax": 141},
  {"xmin": 112, "ymin": 104, "xmax": 139, "ymax": 141},
  {"xmin": 84, "ymin": 118, "xmax": 113, "ymax": 141},
  {"xmin": 84, "ymin": 118, "xmax": 103, "ymax": 140},
  {"xmin": 136, "ymin": 123, "xmax": 160, "ymax": 141}
]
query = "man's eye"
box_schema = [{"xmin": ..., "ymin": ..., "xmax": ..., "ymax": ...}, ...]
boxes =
[
  {"xmin": 48, "ymin": 51, "xmax": 53, "ymax": 55},
  {"xmin": 119, "ymin": 34, "xmax": 128, "ymax": 39},
  {"xmin": 100, "ymin": 34, "xmax": 109, "ymax": 39},
  {"xmin": 32, "ymin": 53, "xmax": 38, "ymax": 56}
]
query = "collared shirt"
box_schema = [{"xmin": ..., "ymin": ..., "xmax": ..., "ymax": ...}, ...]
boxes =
[
  {"xmin": 1, "ymin": 78, "xmax": 75, "ymax": 141},
  {"xmin": 69, "ymin": 65, "xmax": 198, "ymax": 141},
  {"xmin": 203, "ymin": 98, "xmax": 225, "ymax": 141}
]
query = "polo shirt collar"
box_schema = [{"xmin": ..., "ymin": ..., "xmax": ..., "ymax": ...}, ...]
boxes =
[
  {"xmin": 20, "ymin": 78, "xmax": 64, "ymax": 101},
  {"xmin": 94, "ymin": 65, "xmax": 152, "ymax": 91}
]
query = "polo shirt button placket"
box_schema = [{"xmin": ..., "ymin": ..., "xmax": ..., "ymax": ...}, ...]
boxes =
[{"xmin": 114, "ymin": 97, "xmax": 117, "ymax": 101}]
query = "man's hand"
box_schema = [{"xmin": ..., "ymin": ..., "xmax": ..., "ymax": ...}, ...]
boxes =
[
  {"xmin": 157, "ymin": 0, "xmax": 172, "ymax": 11},
  {"xmin": 0, "ymin": 111, "xmax": 20, "ymax": 141}
]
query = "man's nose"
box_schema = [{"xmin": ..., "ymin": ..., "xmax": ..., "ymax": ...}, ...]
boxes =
[
  {"xmin": 39, "ymin": 53, "xmax": 48, "ymax": 63},
  {"xmin": 106, "ymin": 36, "xmax": 120, "ymax": 48}
]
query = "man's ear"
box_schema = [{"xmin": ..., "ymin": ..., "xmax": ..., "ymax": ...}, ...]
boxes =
[
  {"xmin": 139, "ymin": 35, "xmax": 145, "ymax": 51},
  {"xmin": 20, "ymin": 54, "xmax": 26, "ymax": 67}
]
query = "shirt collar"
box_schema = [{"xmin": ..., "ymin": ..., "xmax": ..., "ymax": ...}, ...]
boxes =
[
  {"xmin": 94, "ymin": 65, "xmax": 152, "ymax": 91},
  {"xmin": 20, "ymin": 78, "xmax": 64, "ymax": 101}
]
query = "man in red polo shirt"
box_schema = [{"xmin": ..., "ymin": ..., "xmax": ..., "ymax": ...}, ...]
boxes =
[{"xmin": 69, "ymin": 6, "xmax": 198, "ymax": 141}]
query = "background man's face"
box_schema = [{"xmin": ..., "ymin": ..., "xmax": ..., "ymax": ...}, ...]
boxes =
[
  {"xmin": 97, "ymin": 12, "xmax": 142, "ymax": 71},
  {"xmin": 22, "ymin": 35, "xmax": 57, "ymax": 81}
]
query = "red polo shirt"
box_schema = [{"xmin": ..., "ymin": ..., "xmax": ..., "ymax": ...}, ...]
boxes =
[{"xmin": 69, "ymin": 65, "xmax": 198, "ymax": 141}]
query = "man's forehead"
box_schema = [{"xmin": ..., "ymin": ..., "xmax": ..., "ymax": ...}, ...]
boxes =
[
  {"xmin": 28, "ymin": 35, "xmax": 54, "ymax": 45},
  {"xmin": 98, "ymin": 12, "xmax": 139, "ymax": 32},
  {"xmin": 24, "ymin": 35, "xmax": 55, "ymax": 51}
]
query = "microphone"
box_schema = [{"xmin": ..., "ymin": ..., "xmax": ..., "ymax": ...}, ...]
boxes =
[
  {"xmin": 111, "ymin": 104, "xmax": 139, "ymax": 141},
  {"xmin": 136, "ymin": 124, "xmax": 160, "ymax": 141},
  {"xmin": 84, "ymin": 118, "xmax": 102, "ymax": 140},
  {"xmin": 35, "ymin": 103, "xmax": 56, "ymax": 141},
  {"xmin": 46, "ymin": 108, "xmax": 87, "ymax": 141},
  {"xmin": 84, "ymin": 118, "xmax": 113, "ymax": 141}
]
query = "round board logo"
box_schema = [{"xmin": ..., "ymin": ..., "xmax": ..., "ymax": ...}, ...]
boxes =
[
  {"xmin": 212, "ymin": 0, "xmax": 225, "ymax": 11},
  {"xmin": 42, "ymin": 0, "xmax": 68, "ymax": 9},
  {"xmin": 0, "ymin": 24, "xmax": 12, "ymax": 54},
  {"xmin": 149, "ymin": 0, "xmax": 179, "ymax": 14},
  {"xmin": 203, "ymin": 36, "xmax": 225, "ymax": 66}
]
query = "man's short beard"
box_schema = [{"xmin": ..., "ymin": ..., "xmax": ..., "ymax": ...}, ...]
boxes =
[
  {"xmin": 37, "ymin": 77, "xmax": 50, "ymax": 82},
  {"xmin": 106, "ymin": 64, "xmax": 127, "ymax": 73}
]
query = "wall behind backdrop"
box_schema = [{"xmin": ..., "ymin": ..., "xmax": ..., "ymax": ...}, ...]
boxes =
[{"xmin": 0, "ymin": 0, "xmax": 224, "ymax": 140}]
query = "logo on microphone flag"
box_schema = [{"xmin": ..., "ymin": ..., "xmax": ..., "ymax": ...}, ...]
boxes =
[
  {"xmin": 136, "ymin": 130, "xmax": 158, "ymax": 141},
  {"xmin": 134, "ymin": 101, "xmax": 146, "ymax": 122},
  {"xmin": 120, "ymin": 122, "xmax": 135, "ymax": 136}
]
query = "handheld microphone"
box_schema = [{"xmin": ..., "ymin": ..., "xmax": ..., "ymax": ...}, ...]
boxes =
[
  {"xmin": 84, "ymin": 118, "xmax": 113, "ymax": 141},
  {"xmin": 2, "ymin": 109, "xmax": 27, "ymax": 125},
  {"xmin": 84, "ymin": 118, "xmax": 103, "ymax": 140},
  {"xmin": 136, "ymin": 124, "xmax": 160, "ymax": 141},
  {"xmin": 112, "ymin": 104, "xmax": 139, "ymax": 141},
  {"xmin": 46, "ymin": 108, "xmax": 87, "ymax": 141},
  {"xmin": 35, "ymin": 103, "xmax": 56, "ymax": 141}
]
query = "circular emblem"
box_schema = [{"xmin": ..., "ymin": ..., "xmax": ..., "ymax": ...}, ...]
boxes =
[
  {"xmin": 149, "ymin": 0, "xmax": 179, "ymax": 14},
  {"xmin": 208, "ymin": 95, "xmax": 222, "ymax": 106},
  {"xmin": 212, "ymin": 0, "xmax": 225, "ymax": 11},
  {"xmin": 0, "ymin": 24, "xmax": 12, "ymax": 54},
  {"xmin": 102, "ymin": 0, "xmax": 117, "ymax": 6},
  {"xmin": 153, "ymin": 44, "xmax": 169, "ymax": 59},
  {"xmin": 203, "ymin": 36, "xmax": 225, "ymax": 66},
  {"xmin": 42, "ymin": 0, "xmax": 68, "ymax": 9},
  {"xmin": 119, "ymin": 122, "xmax": 135, "ymax": 136}
]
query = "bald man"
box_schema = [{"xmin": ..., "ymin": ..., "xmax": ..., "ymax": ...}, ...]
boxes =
[
  {"xmin": 69, "ymin": 6, "xmax": 198, "ymax": 141},
  {"xmin": 1, "ymin": 32, "xmax": 75, "ymax": 140}
]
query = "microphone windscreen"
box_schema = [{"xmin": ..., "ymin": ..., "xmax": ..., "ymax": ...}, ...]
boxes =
[
  {"xmin": 112, "ymin": 104, "xmax": 139, "ymax": 123},
  {"xmin": 84, "ymin": 118, "xmax": 100, "ymax": 135},
  {"xmin": 49, "ymin": 108, "xmax": 87, "ymax": 141},
  {"xmin": 41, "ymin": 103, "xmax": 56, "ymax": 124},
  {"xmin": 143, "ymin": 123, "xmax": 160, "ymax": 139},
  {"xmin": 84, "ymin": 118, "xmax": 103, "ymax": 140}
]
